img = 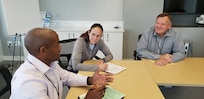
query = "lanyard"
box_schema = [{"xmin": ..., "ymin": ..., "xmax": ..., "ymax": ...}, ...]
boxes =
[
  {"xmin": 27, "ymin": 58, "xmax": 60, "ymax": 99},
  {"xmin": 153, "ymin": 29, "xmax": 166, "ymax": 54},
  {"xmin": 44, "ymin": 74, "xmax": 59, "ymax": 97},
  {"xmin": 156, "ymin": 36, "xmax": 166, "ymax": 54}
]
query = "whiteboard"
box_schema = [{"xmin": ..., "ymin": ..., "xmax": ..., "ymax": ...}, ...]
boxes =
[{"xmin": 1, "ymin": 0, "xmax": 41, "ymax": 35}]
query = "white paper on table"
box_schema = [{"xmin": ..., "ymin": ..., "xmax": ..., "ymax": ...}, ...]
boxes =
[{"xmin": 105, "ymin": 62, "xmax": 127, "ymax": 74}]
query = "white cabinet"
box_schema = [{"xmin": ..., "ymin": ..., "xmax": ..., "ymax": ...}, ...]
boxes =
[
  {"xmin": 67, "ymin": 32, "xmax": 81, "ymax": 39},
  {"xmin": 97, "ymin": 32, "xmax": 123, "ymax": 60},
  {"xmin": 57, "ymin": 32, "xmax": 67, "ymax": 40},
  {"xmin": 57, "ymin": 32, "xmax": 82, "ymax": 40}
]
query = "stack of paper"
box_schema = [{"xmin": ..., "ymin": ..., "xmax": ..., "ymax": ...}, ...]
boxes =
[{"xmin": 105, "ymin": 62, "xmax": 127, "ymax": 74}]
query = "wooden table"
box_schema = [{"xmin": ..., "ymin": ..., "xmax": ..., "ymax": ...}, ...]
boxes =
[
  {"xmin": 66, "ymin": 60, "xmax": 164, "ymax": 99},
  {"xmin": 143, "ymin": 58, "xmax": 204, "ymax": 87}
]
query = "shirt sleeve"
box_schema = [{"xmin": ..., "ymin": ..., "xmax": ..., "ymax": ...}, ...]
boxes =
[
  {"xmin": 171, "ymin": 32, "xmax": 186, "ymax": 62},
  {"xmin": 57, "ymin": 64, "xmax": 88, "ymax": 86},
  {"xmin": 137, "ymin": 28, "xmax": 161, "ymax": 60},
  {"xmin": 98, "ymin": 40, "xmax": 113, "ymax": 62}
]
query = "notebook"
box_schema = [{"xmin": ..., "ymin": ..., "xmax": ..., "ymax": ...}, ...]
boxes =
[
  {"xmin": 105, "ymin": 62, "xmax": 127, "ymax": 74},
  {"xmin": 78, "ymin": 86, "xmax": 125, "ymax": 99}
]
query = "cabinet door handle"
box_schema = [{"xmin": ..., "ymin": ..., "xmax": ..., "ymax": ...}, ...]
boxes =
[
  {"xmin": 73, "ymin": 33, "xmax": 75, "ymax": 38},
  {"xmin": 68, "ymin": 33, "xmax": 70, "ymax": 39},
  {"xmin": 107, "ymin": 34, "xmax": 109, "ymax": 42}
]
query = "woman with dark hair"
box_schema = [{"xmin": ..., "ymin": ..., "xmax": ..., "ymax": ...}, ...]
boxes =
[{"xmin": 67, "ymin": 23, "xmax": 113, "ymax": 73}]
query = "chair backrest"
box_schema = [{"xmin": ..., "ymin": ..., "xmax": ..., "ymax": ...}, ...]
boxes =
[
  {"xmin": 138, "ymin": 34, "xmax": 142, "ymax": 41},
  {"xmin": 59, "ymin": 38, "xmax": 77, "ymax": 69},
  {"xmin": 134, "ymin": 34, "xmax": 142, "ymax": 60},
  {"xmin": 0, "ymin": 66, "xmax": 12, "ymax": 98},
  {"xmin": 184, "ymin": 42, "xmax": 191, "ymax": 57}
]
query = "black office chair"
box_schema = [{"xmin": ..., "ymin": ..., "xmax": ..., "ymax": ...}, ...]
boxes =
[
  {"xmin": 58, "ymin": 38, "xmax": 77, "ymax": 70},
  {"xmin": 133, "ymin": 34, "xmax": 142, "ymax": 60},
  {"xmin": 184, "ymin": 42, "xmax": 192, "ymax": 57},
  {"xmin": 0, "ymin": 66, "xmax": 12, "ymax": 99}
]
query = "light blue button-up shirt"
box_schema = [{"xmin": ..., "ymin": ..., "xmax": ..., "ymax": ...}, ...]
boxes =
[{"xmin": 137, "ymin": 27, "xmax": 185, "ymax": 62}]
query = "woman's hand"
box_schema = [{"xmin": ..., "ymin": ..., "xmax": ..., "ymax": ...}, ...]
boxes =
[{"xmin": 98, "ymin": 62, "xmax": 108, "ymax": 71}]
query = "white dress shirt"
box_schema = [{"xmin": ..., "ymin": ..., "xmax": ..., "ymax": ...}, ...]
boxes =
[{"xmin": 10, "ymin": 54, "xmax": 88, "ymax": 99}]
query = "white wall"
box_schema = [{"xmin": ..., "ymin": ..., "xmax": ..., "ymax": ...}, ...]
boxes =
[
  {"xmin": 39, "ymin": 0, "xmax": 123, "ymax": 21},
  {"xmin": 1, "ymin": 0, "xmax": 41, "ymax": 35},
  {"xmin": 123, "ymin": 0, "xmax": 163, "ymax": 58},
  {"xmin": 174, "ymin": 27, "xmax": 204, "ymax": 57}
]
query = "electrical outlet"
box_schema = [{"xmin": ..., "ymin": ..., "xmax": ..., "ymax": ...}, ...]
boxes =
[{"xmin": 7, "ymin": 41, "xmax": 12, "ymax": 46}]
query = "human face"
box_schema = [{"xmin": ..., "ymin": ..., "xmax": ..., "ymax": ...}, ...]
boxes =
[
  {"xmin": 46, "ymin": 35, "xmax": 61, "ymax": 62},
  {"xmin": 154, "ymin": 16, "xmax": 171, "ymax": 37},
  {"xmin": 88, "ymin": 27, "xmax": 102, "ymax": 44}
]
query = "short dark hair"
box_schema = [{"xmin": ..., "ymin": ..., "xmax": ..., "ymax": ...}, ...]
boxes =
[
  {"xmin": 25, "ymin": 28, "xmax": 56, "ymax": 56},
  {"xmin": 157, "ymin": 12, "xmax": 172, "ymax": 24}
]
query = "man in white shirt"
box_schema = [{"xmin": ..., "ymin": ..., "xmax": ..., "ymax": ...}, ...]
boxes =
[{"xmin": 10, "ymin": 28, "xmax": 113, "ymax": 99}]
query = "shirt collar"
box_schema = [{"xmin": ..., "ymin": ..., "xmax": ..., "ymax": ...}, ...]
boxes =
[
  {"xmin": 27, "ymin": 54, "xmax": 53, "ymax": 74},
  {"xmin": 153, "ymin": 28, "xmax": 172, "ymax": 37}
]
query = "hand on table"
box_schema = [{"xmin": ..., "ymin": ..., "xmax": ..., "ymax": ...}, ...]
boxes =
[
  {"xmin": 98, "ymin": 61, "xmax": 108, "ymax": 71},
  {"xmin": 160, "ymin": 54, "xmax": 173, "ymax": 63},
  {"xmin": 85, "ymin": 85, "xmax": 106, "ymax": 99},
  {"xmin": 155, "ymin": 58, "xmax": 170, "ymax": 66}
]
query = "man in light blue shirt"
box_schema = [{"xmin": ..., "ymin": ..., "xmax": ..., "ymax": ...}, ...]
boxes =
[
  {"xmin": 137, "ymin": 13, "xmax": 185, "ymax": 66},
  {"xmin": 10, "ymin": 28, "xmax": 113, "ymax": 99}
]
